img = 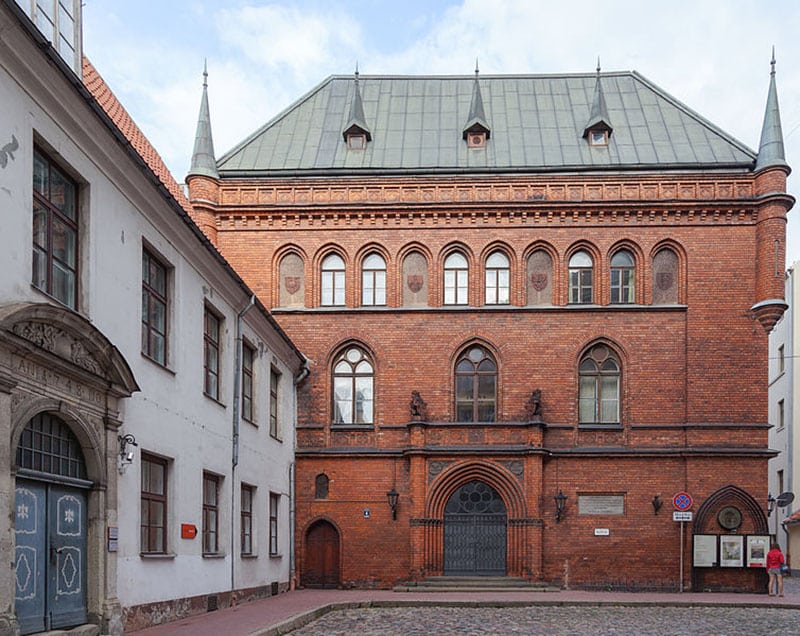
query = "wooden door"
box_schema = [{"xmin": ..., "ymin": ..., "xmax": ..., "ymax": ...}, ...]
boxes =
[
  {"xmin": 303, "ymin": 521, "xmax": 340, "ymax": 587},
  {"xmin": 15, "ymin": 479, "xmax": 88, "ymax": 634}
]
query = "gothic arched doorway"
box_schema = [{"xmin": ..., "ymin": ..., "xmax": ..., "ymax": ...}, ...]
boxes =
[
  {"xmin": 443, "ymin": 480, "xmax": 507, "ymax": 575},
  {"xmin": 303, "ymin": 520, "xmax": 340, "ymax": 588},
  {"xmin": 15, "ymin": 413, "xmax": 90, "ymax": 635}
]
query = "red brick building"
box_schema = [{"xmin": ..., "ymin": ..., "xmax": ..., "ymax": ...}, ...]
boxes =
[{"xmin": 186, "ymin": 62, "xmax": 792, "ymax": 592}]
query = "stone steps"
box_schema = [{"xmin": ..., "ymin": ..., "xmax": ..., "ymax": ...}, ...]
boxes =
[{"xmin": 394, "ymin": 576, "xmax": 559, "ymax": 593}]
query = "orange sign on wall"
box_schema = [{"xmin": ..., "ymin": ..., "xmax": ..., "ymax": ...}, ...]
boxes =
[{"xmin": 181, "ymin": 524, "xmax": 197, "ymax": 539}]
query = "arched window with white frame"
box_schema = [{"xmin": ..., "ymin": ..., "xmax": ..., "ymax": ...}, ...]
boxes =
[
  {"xmin": 321, "ymin": 254, "xmax": 345, "ymax": 306},
  {"xmin": 579, "ymin": 344, "xmax": 620, "ymax": 425},
  {"xmin": 485, "ymin": 251, "xmax": 510, "ymax": 305},
  {"xmin": 332, "ymin": 347, "xmax": 374, "ymax": 424},
  {"xmin": 610, "ymin": 250, "xmax": 635, "ymax": 304},
  {"xmin": 569, "ymin": 250, "xmax": 593, "ymax": 304},
  {"xmin": 444, "ymin": 252, "xmax": 468, "ymax": 305},
  {"xmin": 361, "ymin": 253, "xmax": 386, "ymax": 306}
]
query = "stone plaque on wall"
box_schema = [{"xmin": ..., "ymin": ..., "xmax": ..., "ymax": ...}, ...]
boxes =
[
  {"xmin": 402, "ymin": 251, "xmax": 428, "ymax": 307},
  {"xmin": 578, "ymin": 494, "xmax": 625, "ymax": 515},
  {"xmin": 279, "ymin": 253, "xmax": 305, "ymax": 307},
  {"xmin": 526, "ymin": 250, "xmax": 552, "ymax": 305}
]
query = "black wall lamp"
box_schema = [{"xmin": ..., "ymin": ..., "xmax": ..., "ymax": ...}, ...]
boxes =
[
  {"xmin": 652, "ymin": 495, "xmax": 663, "ymax": 515},
  {"xmin": 118, "ymin": 433, "xmax": 138, "ymax": 474},
  {"xmin": 767, "ymin": 493, "xmax": 777, "ymax": 516},
  {"xmin": 387, "ymin": 488, "xmax": 399, "ymax": 521},
  {"xmin": 554, "ymin": 490, "xmax": 567, "ymax": 522}
]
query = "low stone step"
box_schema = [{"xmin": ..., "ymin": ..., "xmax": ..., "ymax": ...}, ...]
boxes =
[{"xmin": 394, "ymin": 576, "xmax": 559, "ymax": 593}]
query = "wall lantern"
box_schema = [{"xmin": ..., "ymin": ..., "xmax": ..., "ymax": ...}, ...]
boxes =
[
  {"xmin": 767, "ymin": 493, "xmax": 777, "ymax": 516},
  {"xmin": 386, "ymin": 488, "xmax": 399, "ymax": 521},
  {"xmin": 652, "ymin": 495, "xmax": 663, "ymax": 515},
  {"xmin": 118, "ymin": 433, "xmax": 138, "ymax": 474},
  {"xmin": 554, "ymin": 490, "xmax": 567, "ymax": 522}
]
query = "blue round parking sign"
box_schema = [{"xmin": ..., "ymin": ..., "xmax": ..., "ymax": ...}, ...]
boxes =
[{"xmin": 673, "ymin": 492, "xmax": 693, "ymax": 511}]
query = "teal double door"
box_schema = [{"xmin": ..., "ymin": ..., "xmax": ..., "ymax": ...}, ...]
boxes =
[{"xmin": 15, "ymin": 478, "xmax": 88, "ymax": 635}]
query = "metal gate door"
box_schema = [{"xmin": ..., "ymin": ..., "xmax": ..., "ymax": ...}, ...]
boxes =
[
  {"xmin": 15, "ymin": 479, "xmax": 88, "ymax": 634},
  {"xmin": 443, "ymin": 480, "xmax": 507, "ymax": 575}
]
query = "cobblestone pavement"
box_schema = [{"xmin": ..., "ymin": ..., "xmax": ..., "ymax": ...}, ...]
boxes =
[{"xmin": 287, "ymin": 605, "xmax": 797, "ymax": 636}]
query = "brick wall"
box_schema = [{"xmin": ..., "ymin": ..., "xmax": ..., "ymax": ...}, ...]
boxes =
[{"xmin": 193, "ymin": 170, "xmax": 783, "ymax": 592}]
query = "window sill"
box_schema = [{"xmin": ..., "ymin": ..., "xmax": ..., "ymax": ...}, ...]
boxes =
[
  {"xmin": 270, "ymin": 433, "xmax": 283, "ymax": 443},
  {"xmin": 269, "ymin": 552, "xmax": 282, "ymax": 559},
  {"xmin": 203, "ymin": 393, "xmax": 227, "ymax": 408},
  {"xmin": 140, "ymin": 552, "xmax": 176, "ymax": 560},
  {"xmin": 241, "ymin": 553, "xmax": 258, "ymax": 559},
  {"xmin": 331, "ymin": 424, "xmax": 374, "ymax": 430},
  {"xmin": 578, "ymin": 423, "xmax": 623, "ymax": 430},
  {"xmin": 141, "ymin": 352, "xmax": 176, "ymax": 374},
  {"xmin": 202, "ymin": 552, "xmax": 226, "ymax": 559}
]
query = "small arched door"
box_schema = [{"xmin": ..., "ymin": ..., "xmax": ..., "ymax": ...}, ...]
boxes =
[
  {"xmin": 303, "ymin": 520, "xmax": 340, "ymax": 588},
  {"xmin": 15, "ymin": 413, "xmax": 90, "ymax": 635},
  {"xmin": 443, "ymin": 480, "xmax": 507, "ymax": 575}
]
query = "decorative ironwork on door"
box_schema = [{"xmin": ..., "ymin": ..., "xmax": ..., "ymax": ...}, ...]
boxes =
[
  {"xmin": 443, "ymin": 480, "xmax": 507, "ymax": 575},
  {"xmin": 15, "ymin": 414, "xmax": 89, "ymax": 635}
]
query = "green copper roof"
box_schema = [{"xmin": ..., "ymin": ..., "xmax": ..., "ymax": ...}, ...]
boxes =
[
  {"xmin": 216, "ymin": 71, "xmax": 756, "ymax": 177},
  {"xmin": 755, "ymin": 54, "xmax": 788, "ymax": 172},
  {"xmin": 189, "ymin": 63, "xmax": 219, "ymax": 179}
]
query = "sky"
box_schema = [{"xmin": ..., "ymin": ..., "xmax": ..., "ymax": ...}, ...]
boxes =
[{"xmin": 82, "ymin": 0, "xmax": 800, "ymax": 266}]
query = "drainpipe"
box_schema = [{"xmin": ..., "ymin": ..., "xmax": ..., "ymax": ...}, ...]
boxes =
[
  {"xmin": 231, "ymin": 295, "xmax": 256, "ymax": 593},
  {"xmin": 290, "ymin": 358, "xmax": 310, "ymax": 589}
]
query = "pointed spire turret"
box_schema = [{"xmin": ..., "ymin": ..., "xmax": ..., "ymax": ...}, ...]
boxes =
[
  {"xmin": 583, "ymin": 58, "xmax": 613, "ymax": 140},
  {"xmin": 755, "ymin": 47, "xmax": 789, "ymax": 172},
  {"xmin": 343, "ymin": 63, "xmax": 372, "ymax": 142},
  {"xmin": 189, "ymin": 60, "xmax": 219, "ymax": 179},
  {"xmin": 462, "ymin": 60, "xmax": 490, "ymax": 140}
]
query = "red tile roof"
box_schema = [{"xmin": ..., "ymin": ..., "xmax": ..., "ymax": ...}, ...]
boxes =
[{"xmin": 81, "ymin": 57, "xmax": 192, "ymax": 213}]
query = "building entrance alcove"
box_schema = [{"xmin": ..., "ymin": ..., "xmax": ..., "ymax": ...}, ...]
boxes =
[
  {"xmin": 303, "ymin": 520, "xmax": 340, "ymax": 588},
  {"xmin": 443, "ymin": 480, "xmax": 507, "ymax": 575},
  {"xmin": 14, "ymin": 414, "xmax": 90, "ymax": 635}
]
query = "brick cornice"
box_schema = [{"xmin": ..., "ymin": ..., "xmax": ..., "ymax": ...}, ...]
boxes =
[{"xmin": 214, "ymin": 173, "xmax": 756, "ymax": 211}]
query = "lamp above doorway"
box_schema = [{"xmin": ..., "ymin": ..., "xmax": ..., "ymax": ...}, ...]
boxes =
[
  {"xmin": 118, "ymin": 433, "xmax": 138, "ymax": 474},
  {"xmin": 386, "ymin": 488, "xmax": 399, "ymax": 521},
  {"xmin": 554, "ymin": 490, "xmax": 567, "ymax": 522}
]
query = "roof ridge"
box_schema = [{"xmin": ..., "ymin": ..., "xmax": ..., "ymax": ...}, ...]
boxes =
[{"xmin": 82, "ymin": 57, "xmax": 194, "ymax": 211}]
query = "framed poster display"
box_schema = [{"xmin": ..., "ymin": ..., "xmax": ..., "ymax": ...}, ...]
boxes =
[
  {"xmin": 747, "ymin": 535, "xmax": 769, "ymax": 568},
  {"xmin": 720, "ymin": 535, "xmax": 744, "ymax": 567},
  {"xmin": 693, "ymin": 534, "xmax": 718, "ymax": 567}
]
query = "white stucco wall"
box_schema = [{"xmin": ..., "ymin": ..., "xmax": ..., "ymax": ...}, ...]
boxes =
[{"xmin": 1, "ymin": 6, "xmax": 301, "ymax": 617}]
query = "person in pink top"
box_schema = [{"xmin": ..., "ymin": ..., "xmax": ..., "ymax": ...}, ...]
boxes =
[{"xmin": 766, "ymin": 542, "xmax": 786, "ymax": 597}]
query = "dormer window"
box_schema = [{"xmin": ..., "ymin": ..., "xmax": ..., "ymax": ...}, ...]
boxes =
[
  {"xmin": 589, "ymin": 130, "xmax": 608, "ymax": 146},
  {"xmin": 467, "ymin": 132, "xmax": 486, "ymax": 148},
  {"xmin": 347, "ymin": 133, "xmax": 366, "ymax": 150}
]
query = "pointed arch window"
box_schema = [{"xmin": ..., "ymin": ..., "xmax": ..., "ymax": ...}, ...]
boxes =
[
  {"xmin": 315, "ymin": 474, "xmax": 329, "ymax": 499},
  {"xmin": 569, "ymin": 250, "xmax": 593, "ymax": 304},
  {"xmin": 579, "ymin": 344, "xmax": 620, "ymax": 425},
  {"xmin": 455, "ymin": 345, "xmax": 496, "ymax": 422},
  {"xmin": 610, "ymin": 250, "xmax": 635, "ymax": 304},
  {"xmin": 361, "ymin": 253, "xmax": 386, "ymax": 306},
  {"xmin": 321, "ymin": 254, "xmax": 345, "ymax": 306},
  {"xmin": 444, "ymin": 252, "xmax": 468, "ymax": 305},
  {"xmin": 333, "ymin": 347, "xmax": 374, "ymax": 425},
  {"xmin": 485, "ymin": 251, "xmax": 510, "ymax": 305}
]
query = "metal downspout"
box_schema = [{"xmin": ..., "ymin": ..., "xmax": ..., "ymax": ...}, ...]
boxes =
[
  {"xmin": 290, "ymin": 359, "xmax": 310, "ymax": 588},
  {"xmin": 231, "ymin": 295, "xmax": 256, "ymax": 593}
]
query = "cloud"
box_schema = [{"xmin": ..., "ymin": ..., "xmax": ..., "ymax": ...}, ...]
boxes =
[
  {"xmin": 82, "ymin": 0, "xmax": 800, "ymax": 263},
  {"xmin": 216, "ymin": 4, "xmax": 363, "ymax": 83}
]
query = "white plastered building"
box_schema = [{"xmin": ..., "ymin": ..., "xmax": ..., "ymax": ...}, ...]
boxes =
[{"xmin": 0, "ymin": 2, "xmax": 306, "ymax": 634}]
